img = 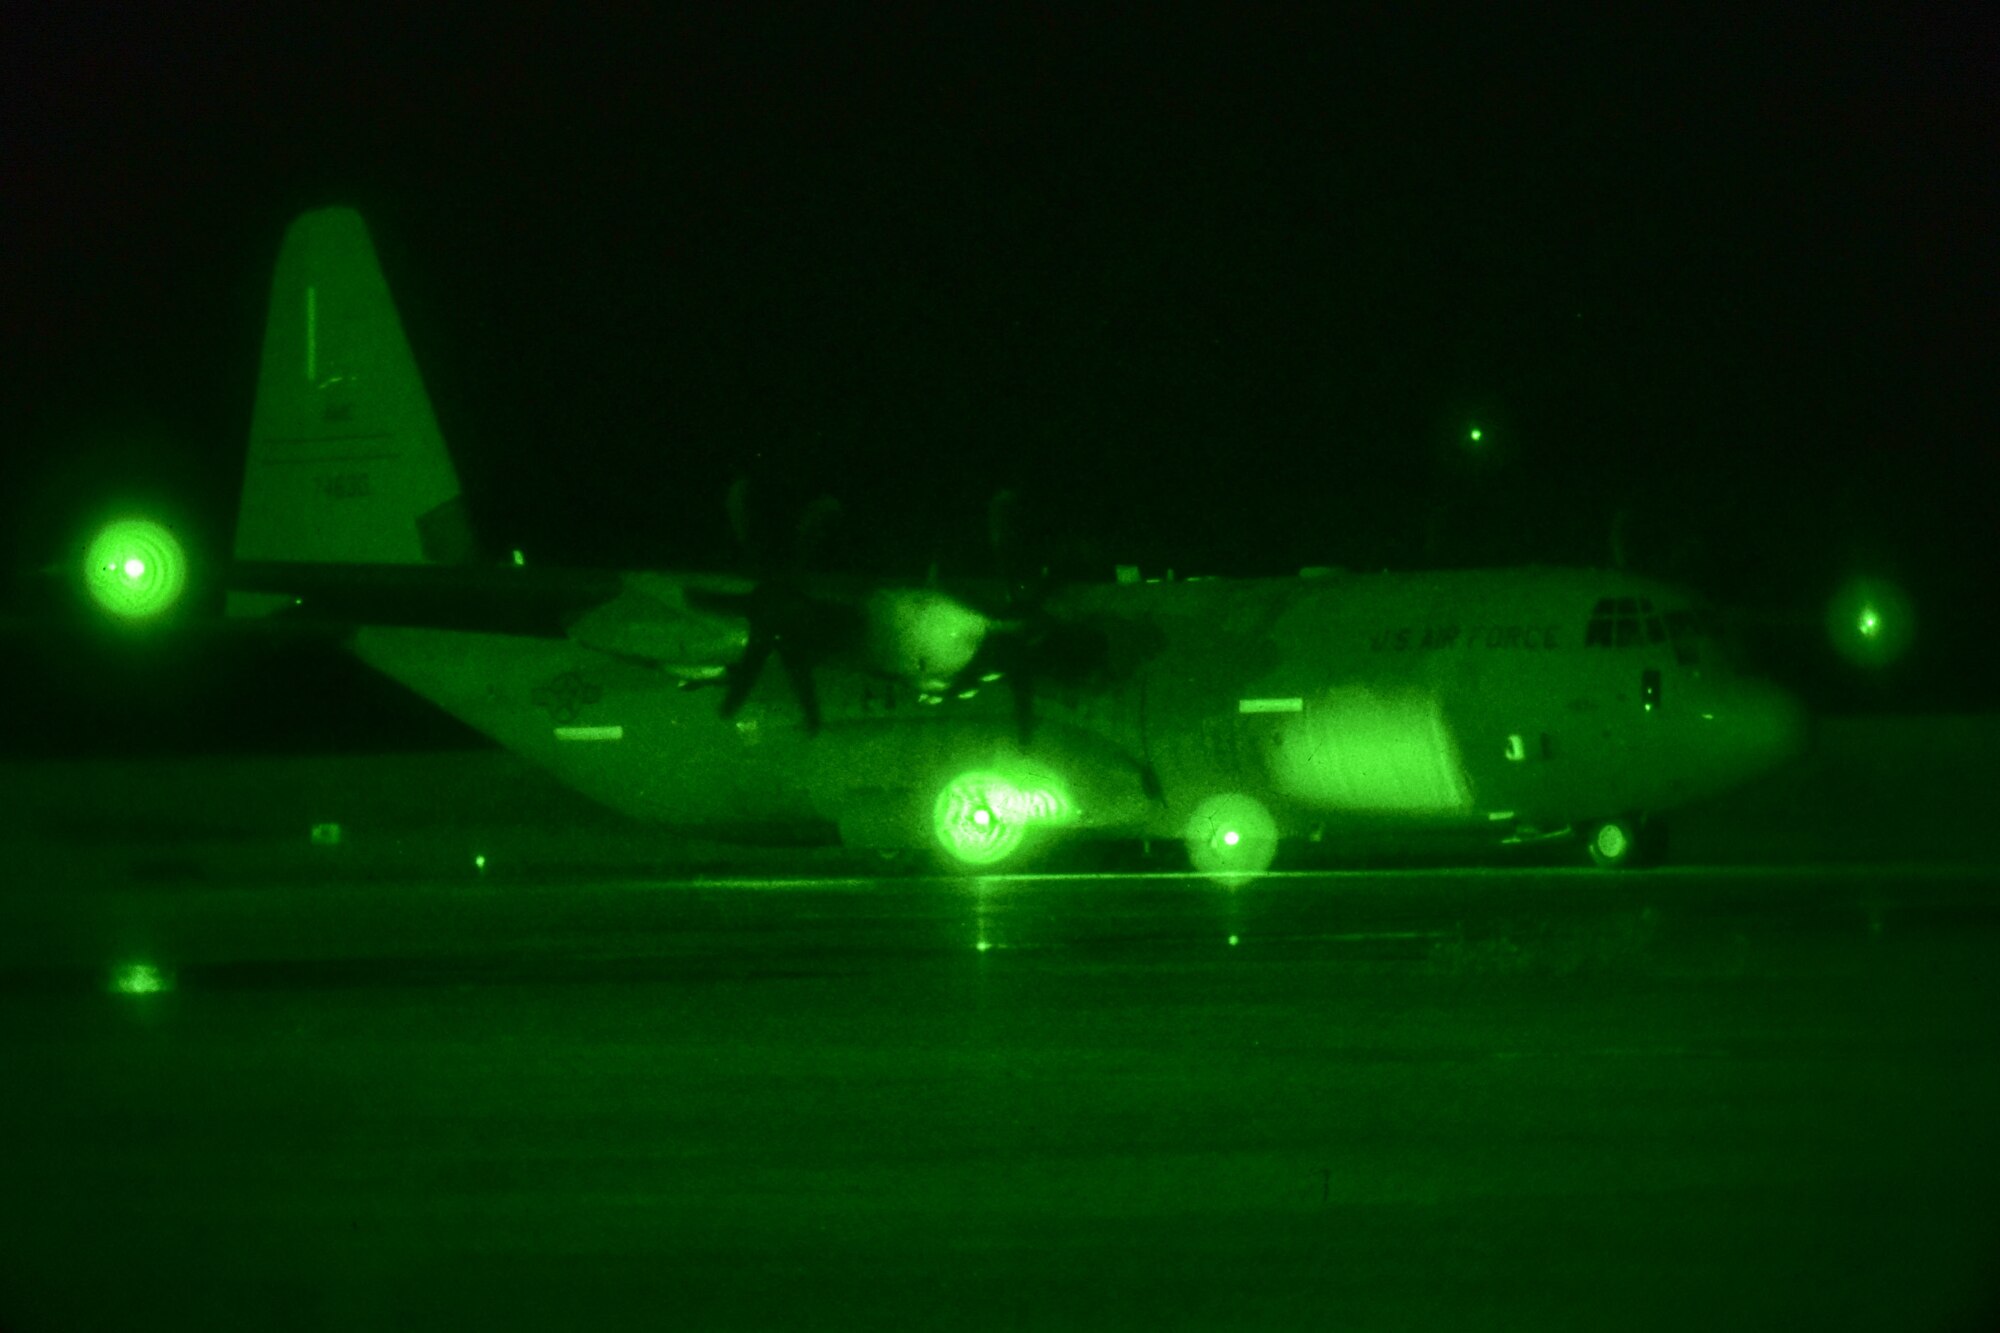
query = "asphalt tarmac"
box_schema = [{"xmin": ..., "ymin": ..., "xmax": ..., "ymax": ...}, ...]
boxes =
[{"xmin": 1, "ymin": 865, "xmax": 1996, "ymax": 1332}]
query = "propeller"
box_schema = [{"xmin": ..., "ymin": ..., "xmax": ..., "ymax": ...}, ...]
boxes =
[
  {"xmin": 942, "ymin": 489, "xmax": 1087, "ymax": 747},
  {"xmin": 689, "ymin": 479, "xmax": 857, "ymax": 735}
]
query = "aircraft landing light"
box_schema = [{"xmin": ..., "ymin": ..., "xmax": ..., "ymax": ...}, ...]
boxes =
[
  {"xmin": 110, "ymin": 963, "xmax": 170, "ymax": 995},
  {"xmin": 1238, "ymin": 698, "xmax": 1304, "ymax": 714},
  {"xmin": 555, "ymin": 725, "xmax": 624, "ymax": 742},
  {"xmin": 1487, "ymin": 811, "xmax": 1514, "ymax": 822},
  {"xmin": 83, "ymin": 517, "xmax": 188, "ymax": 620}
]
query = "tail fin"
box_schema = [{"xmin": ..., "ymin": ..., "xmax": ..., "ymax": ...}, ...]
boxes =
[{"xmin": 232, "ymin": 208, "xmax": 478, "ymax": 578}]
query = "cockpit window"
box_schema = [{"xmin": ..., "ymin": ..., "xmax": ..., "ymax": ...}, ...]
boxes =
[{"xmin": 1585, "ymin": 596, "xmax": 1663, "ymax": 650}]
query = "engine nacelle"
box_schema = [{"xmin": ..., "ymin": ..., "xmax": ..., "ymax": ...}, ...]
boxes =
[{"xmin": 862, "ymin": 587, "xmax": 990, "ymax": 690}]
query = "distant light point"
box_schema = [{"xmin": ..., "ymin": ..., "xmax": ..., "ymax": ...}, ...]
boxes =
[
  {"xmin": 1221, "ymin": 829, "xmax": 1241, "ymax": 847},
  {"xmin": 1858, "ymin": 607, "xmax": 1880, "ymax": 639},
  {"xmin": 1468, "ymin": 428, "xmax": 1483, "ymax": 443},
  {"xmin": 123, "ymin": 558, "xmax": 146, "ymax": 579}
]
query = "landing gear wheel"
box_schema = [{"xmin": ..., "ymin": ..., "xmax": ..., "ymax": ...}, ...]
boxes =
[{"xmin": 1586, "ymin": 817, "xmax": 1641, "ymax": 869}]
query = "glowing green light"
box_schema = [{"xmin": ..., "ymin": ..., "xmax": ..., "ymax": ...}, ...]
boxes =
[
  {"xmin": 83, "ymin": 518, "xmax": 188, "ymax": 620},
  {"xmin": 1186, "ymin": 792, "xmax": 1278, "ymax": 887},
  {"xmin": 1828, "ymin": 577, "xmax": 1913, "ymax": 668},
  {"xmin": 976, "ymin": 939, "xmax": 992, "ymax": 953},
  {"xmin": 473, "ymin": 854, "xmax": 487, "ymax": 871},
  {"xmin": 932, "ymin": 769, "xmax": 1075, "ymax": 866},
  {"xmin": 111, "ymin": 963, "xmax": 167, "ymax": 995},
  {"xmin": 1468, "ymin": 427, "xmax": 1483, "ymax": 443},
  {"xmin": 1227, "ymin": 934, "xmax": 1239, "ymax": 947},
  {"xmin": 511, "ymin": 549, "xmax": 525, "ymax": 567}
]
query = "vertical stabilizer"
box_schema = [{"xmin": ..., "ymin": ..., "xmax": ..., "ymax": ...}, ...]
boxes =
[{"xmin": 232, "ymin": 208, "xmax": 477, "ymax": 576}]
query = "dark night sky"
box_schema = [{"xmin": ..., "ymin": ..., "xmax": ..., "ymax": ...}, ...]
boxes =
[{"xmin": 2, "ymin": 8, "xmax": 1994, "ymax": 750}]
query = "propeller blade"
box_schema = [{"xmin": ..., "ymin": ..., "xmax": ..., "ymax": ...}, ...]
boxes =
[{"xmin": 719, "ymin": 634, "xmax": 773, "ymax": 718}]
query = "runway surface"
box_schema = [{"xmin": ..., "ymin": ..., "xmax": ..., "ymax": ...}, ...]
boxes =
[{"xmin": 2, "ymin": 864, "xmax": 1997, "ymax": 1331}]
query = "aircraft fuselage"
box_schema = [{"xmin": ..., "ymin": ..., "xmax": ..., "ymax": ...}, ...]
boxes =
[{"xmin": 348, "ymin": 564, "xmax": 1805, "ymax": 866}]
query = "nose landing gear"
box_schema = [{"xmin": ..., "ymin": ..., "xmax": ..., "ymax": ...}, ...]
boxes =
[{"xmin": 1584, "ymin": 815, "xmax": 1666, "ymax": 868}]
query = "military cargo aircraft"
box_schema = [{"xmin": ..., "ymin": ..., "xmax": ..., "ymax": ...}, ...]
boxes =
[{"xmin": 83, "ymin": 209, "xmax": 1808, "ymax": 880}]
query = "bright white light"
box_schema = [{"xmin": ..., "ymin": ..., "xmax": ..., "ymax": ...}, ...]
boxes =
[
  {"xmin": 1221, "ymin": 829, "xmax": 1241, "ymax": 847},
  {"xmin": 123, "ymin": 558, "xmax": 146, "ymax": 579}
]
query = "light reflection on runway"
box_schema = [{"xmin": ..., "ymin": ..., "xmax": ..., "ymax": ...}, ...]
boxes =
[{"xmin": 1, "ymin": 865, "xmax": 1997, "ymax": 1332}]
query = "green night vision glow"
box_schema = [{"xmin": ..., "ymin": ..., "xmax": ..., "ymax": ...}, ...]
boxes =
[
  {"xmin": 83, "ymin": 518, "xmax": 189, "ymax": 620},
  {"xmin": 1827, "ymin": 577, "xmax": 1913, "ymax": 668},
  {"xmin": 932, "ymin": 769, "xmax": 1075, "ymax": 866},
  {"xmin": 1185, "ymin": 792, "xmax": 1279, "ymax": 887},
  {"xmin": 1468, "ymin": 427, "xmax": 1483, "ymax": 443},
  {"xmin": 110, "ymin": 963, "xmax": 168, "ymax": 995}
]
